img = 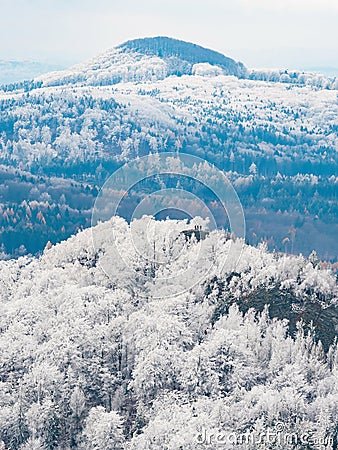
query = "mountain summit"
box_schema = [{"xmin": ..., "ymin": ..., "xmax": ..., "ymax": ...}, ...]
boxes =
[
  {"xmin": 37, "ymin": 36, "xmax": 247, "ymax": 87},
  {"xmin": 34, "ymin": 36, "xmax": 336, "ymax": 89},
  {"xmin": 119, "ymin": 36, "xmax": 247, "ymax": 77}
]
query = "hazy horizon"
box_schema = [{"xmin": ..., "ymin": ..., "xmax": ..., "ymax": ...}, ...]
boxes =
[
  {"xmin": 0, "ymin": 40, "xmax": 337, "ymax": 82},
  {"xmin": 1, "ymin": 42, "xmax": 338, "ymax": 75},
  {"xmin": 1, "ymin": 0, "xmax": 337, "ymax": 74}
]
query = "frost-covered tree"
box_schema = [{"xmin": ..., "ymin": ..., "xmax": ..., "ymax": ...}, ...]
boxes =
[
  {"xmin": 0, "ymin": 217, "xmax": 337, "ymax": 448},
  {"xmin": 81, "ymin": 407, "xmax": 124, "ymax": 450}
]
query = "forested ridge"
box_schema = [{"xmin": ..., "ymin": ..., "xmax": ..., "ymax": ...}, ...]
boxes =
[
  {"xmin": 0, "ymin": 37, "xmax": 337, "ymax": 258},
  {"xmin": 0, "ymin": 217, "xmax": 337, "ymax": 449}
]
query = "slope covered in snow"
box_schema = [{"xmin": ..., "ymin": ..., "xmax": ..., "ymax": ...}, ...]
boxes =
[
  {"xmin": 0, "ymin": 37, "xmax": 337, "ymax": 260},
  {"xmin": 32, "ymin": 36, "xmax": 247, "ymax": 88},
  {"xmin": 0, "ymin": 217, "xmax": 337, "ymax": 449},
  {"xmin": 23, "ymin": 37, "xmax": 337, "ymax": 90},
  {"xmin": 0, "ymin": 37, "xmax": 336, "ymax": 170}
]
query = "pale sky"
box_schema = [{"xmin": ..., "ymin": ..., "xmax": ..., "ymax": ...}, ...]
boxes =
[{"xmin": 1, "ymin": 0, "xmax": 337, "ymax": 71}]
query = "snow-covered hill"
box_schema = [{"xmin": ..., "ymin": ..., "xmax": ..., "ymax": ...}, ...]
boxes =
[
  {"xmin": 33, "ymin": 36, "xmax": 247, "ymax": 87},
  {"xmin": 0, "ymin": 217, "xmax": 337, "ymax": 449},
  {"xmin": 1, "ymin": 37, "xmax": 336, "ymax": 169},
  {"xmin": 27, "ymin": 36, "xmax": 338, "ymax": 90},
  {"xmin": 0, "ymin": 37, "xmax": 337, "ymax": 260}
]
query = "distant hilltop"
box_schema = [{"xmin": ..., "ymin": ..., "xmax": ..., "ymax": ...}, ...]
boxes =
[
  {"xmin": 119, "ymin": 36, "xmax": 248, "ymax": 78},
  {"xmin": 2, "ymin": 36, "xmax": 336, "ymax": 90}
]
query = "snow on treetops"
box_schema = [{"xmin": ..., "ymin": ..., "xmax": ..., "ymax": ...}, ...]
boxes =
[{"xmin": 0, "ymin": 216, "xmax": 338, "ymax": 448}]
